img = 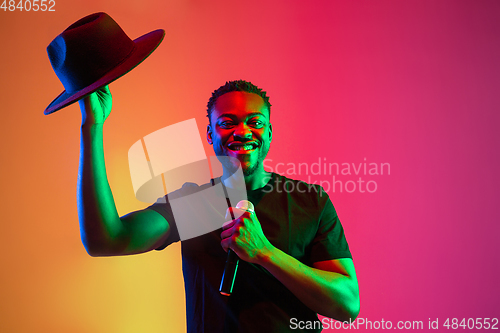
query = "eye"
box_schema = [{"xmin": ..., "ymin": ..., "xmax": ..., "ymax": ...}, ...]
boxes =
[
  {"xmin": 219, "ymin": 121, "xmax": 234, "ymax": 129},
  {"xmin": 249, "ymin": 120, "xmax": 264, "ymax": 128}
]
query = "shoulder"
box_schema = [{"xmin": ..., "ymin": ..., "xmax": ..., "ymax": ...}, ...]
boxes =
[{"xmin": 155, "ymin": 179, "xmax": 216, "ymax": 202}]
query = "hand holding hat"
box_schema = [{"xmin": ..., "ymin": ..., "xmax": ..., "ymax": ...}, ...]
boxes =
[
  {"xmin": 79, "ymin": 85, "xmax": 112, "ymax": 125},
  {"xmin": 44, "ymin": 12, "xmax": 164, "ymax": 115}
]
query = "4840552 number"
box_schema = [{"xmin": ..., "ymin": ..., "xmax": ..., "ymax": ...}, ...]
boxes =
[
  {"xmin": 443, "ymin": 318, "xmax": 498, "ymax": 330},
  {"xmin": 1, "ymin": 0, "xmax": 55, "ymax": 11}
]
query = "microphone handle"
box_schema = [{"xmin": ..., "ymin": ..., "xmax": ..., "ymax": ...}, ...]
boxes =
[
  {"xmin": 219, "ymin": 191, "xmax": 254, "ymax": 296},
  {"xmin": 219, "ymin": 249, "xmax": 239, "ymax": 296}
]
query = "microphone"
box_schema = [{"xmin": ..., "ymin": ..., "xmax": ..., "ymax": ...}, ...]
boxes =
[{"xmin": 219, "ymin": 200, "xmax": 254, "ymax": 296}]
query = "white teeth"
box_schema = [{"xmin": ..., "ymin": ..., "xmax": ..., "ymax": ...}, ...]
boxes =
[{"xmin": 230, "ymin": 145, "xmax": 255, "ymax": 151}]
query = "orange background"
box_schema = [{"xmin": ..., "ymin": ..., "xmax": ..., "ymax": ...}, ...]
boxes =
[{"xmin": 1, "ymin": 1, "xmax": 499, "ymax": 332}]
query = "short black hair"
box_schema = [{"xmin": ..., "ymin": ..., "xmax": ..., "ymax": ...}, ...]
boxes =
[{"xmin": 207, "ymin": 80, "xmax": 271, "ymax": 123}]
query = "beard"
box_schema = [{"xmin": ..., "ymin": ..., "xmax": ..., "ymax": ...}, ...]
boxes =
[
  {"xmin": 213, "ymin": 140, "xmax": 270, "ymax": 178},
  {"xmin": 242, "ymin": 161, "xmax": 259, "ymax": 176},
  {"xmin": 215, "ymin": 155, "xmax": 258, "ymax": 177},
  {"xmin": 241, "ymin": 141, "xmax": 270, "ymax": 176}
]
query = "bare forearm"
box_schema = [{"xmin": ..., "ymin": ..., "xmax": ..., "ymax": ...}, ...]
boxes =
[
  {"xmin": 77, "ymin": 123, "xmax": 123, "ymax": 255},
  {"xmin": 258, "ymin": 247, "xmax": 359, "ymax": 321}
]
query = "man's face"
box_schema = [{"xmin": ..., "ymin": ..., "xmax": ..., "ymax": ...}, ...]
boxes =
[{"xmin": 207, "ymin": 91, "xmax": 272, "ymax": 176}]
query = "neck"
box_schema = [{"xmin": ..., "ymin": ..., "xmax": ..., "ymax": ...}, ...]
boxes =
[{"xmin": 222, "ymin": 165, "xmax": 272, "ymax": 191}]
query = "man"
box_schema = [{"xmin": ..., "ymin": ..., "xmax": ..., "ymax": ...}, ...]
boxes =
[{"xmin": 77, "ymin": 80, "xmax": 359, "ymax": 332}]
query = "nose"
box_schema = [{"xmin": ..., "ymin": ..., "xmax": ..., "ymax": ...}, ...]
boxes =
[{"xmin": 233, "ymin": 123, "xmax": 252, "ymax": 140}]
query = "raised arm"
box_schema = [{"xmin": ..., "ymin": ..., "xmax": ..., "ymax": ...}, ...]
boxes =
[{"xmin": 77, "ymin": 86, "xmax": 170, "ymax": 256}]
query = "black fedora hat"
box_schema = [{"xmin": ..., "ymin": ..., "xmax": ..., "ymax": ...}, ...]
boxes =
[{"xmin": 44, "ymin": 12, "xmax": 165, "ymax": 115}]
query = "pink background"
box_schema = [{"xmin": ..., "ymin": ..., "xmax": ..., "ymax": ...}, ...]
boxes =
[{"xmin": 1, "ymin": 0, "xmax": 499, "ymax": 331}]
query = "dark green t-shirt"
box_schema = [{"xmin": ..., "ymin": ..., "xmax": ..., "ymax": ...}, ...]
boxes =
[{"xmin": 148, "ymin": 173, "xmax": 352, "ymax": 333}]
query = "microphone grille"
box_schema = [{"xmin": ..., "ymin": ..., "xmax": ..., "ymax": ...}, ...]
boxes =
[{"xmin": 235, "ymin": 200, "xmax": 254, "ymax": 213}]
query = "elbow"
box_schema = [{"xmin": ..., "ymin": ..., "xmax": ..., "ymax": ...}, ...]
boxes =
[
  {"xmin": 81, "ymin": 233, "xmax": 121, "ymax": 257},
  {"xmin": 81, "ymin": 232, "xmax": 99, "ymax": 256},
  {"xmin": 338, "ymin": 277, "xmax": 360, "ymax": 322},
  {"xmin": 324, "ymin": 288, "xmax": 360, "ymax": 322},
  {"xmin": 329, "ymin": 299, "xmax": 359, "ymax": 323},
  {"xmin": 83, "ymin": 242, "xmax": 121, "ymax": 257},
  {"xmin": 84, "ymin": 244, "xmax": 105, "ymax": 257},
  {"xmin": 341, "ymin": 289, "xmax": 360, "ymax": 322},
  {"xmin": 82, "ymin": 239, "xmax": 106, "ymax": 257},
  {"xmin": 346, "ymin": 297, "xmax": 360, "ymax": 321}
]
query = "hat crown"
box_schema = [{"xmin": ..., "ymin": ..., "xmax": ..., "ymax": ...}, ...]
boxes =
[{"xmin": 47, "ymin": 12, "xmax": 135, "ymax": 93}]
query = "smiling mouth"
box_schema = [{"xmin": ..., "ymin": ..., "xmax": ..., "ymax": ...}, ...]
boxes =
[{"xmin": 227, "ymin": 142, "xmax": 259, "ymax": 151}]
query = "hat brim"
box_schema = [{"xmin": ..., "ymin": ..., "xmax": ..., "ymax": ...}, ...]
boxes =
[{"xmin": 44, "ymin": 29, "xmax": 165, "ymax": 115}]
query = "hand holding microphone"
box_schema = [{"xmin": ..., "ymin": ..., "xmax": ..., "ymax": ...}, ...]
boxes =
[
  {"xmin": 220, "ymin": 200, "xmax": 254, "ymax": 296},
  {"xmin": 220, "ymin": 200, "xmax": 274, "ymax": 296}
]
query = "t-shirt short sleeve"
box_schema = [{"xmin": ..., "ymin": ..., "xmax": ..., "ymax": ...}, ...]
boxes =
[
  {"xmin": 146, "ymin": 196, "xmax": 181, "ymax": 250},
  {"xmin": 309, "ymin": 193, "xmax": 352, "ymax": 262},
  {"xmin": 145, "ymin": 182, "xmax": 208, "ymax": 250}
]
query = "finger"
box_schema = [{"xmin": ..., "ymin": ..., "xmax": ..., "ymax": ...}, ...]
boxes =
[
  {"xmin": 96, "ymin": 85, "xmax": 111, "ymax": 97},
  {"xmin": 222, "ymin": 220, "xmax": 235, "ymax": 230},
  {"xmin": 220, "ymin": 238, "xmax": 230, "ymax": 253},
  {"xmin": 220, "ymin": 227, "xmax": 232, "ymax": 240}
]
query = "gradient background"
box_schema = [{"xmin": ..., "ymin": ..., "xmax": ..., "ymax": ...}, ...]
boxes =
[{"xmin": 1, "ymin": 0, "xmax": 499, "ymax": 332}]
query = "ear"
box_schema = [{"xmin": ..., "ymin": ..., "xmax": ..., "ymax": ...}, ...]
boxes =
[
  {"xmin": 207, "ymin": 124, "xmax": 213, "ymax": 145},
  {"xmin": 268, "ymin": 123, "xmax": 273, "ymax": 143}
]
